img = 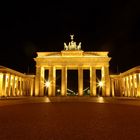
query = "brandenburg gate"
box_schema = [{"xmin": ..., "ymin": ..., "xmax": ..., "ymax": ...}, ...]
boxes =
[{"xmin": 34, "ymin": 35, "xmax": 111, "ymax": 97}]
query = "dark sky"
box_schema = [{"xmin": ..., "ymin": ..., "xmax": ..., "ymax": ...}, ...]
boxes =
[{"xmin": 1, "ymin": 0, "xmax": 140, "ymax": 74}]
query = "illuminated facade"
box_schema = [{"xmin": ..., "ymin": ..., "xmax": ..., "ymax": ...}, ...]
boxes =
[
  {"xmin": 110, "ymin": 66, "xmax": 140, "ymax": 97},
  {"xmin": 0, "ymin": 66, "xmax": 35, "ymax": 97},
  {"xmin": 0, "ymin": 35, "xmax": 139, "ymax": 98},
  {"xmin": 34, "ymin": 35, "xmax": 111, "ymax": 96}
]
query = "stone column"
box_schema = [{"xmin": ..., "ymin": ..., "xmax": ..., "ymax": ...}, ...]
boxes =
[
  {"xmin": 132, "ymin": 74, "xmax": 136, "ymax": 97},
  {"xmin": 125, "ymin": 77, "xmax": 129, "ymax": 97},
  {"xmin": 126, "ymin": 77, "xmax": 129, "ymax": 97},
  {"xmin": 90, "ymin": 67, "xmax": 96, "ymax": 96},
  {"xmin": 48, "ymin": 66, "xmax": 56, "ymax": 96},
  {"xmin": 121, "ymin": 78, "xmax": 125, "ymax": 97},
  {"xmin": 4, "ymin": 74, "xmax": 8, "ymax": 96},
  {"xmin": 125, "ymin": 77, "xmax": 128, "ymax": 96},
  {"xmin": 61, "ymin": 66, "xmax": 67, "ymax": 96},
  {"xmin": 78, "ymin": 67, "xmax": 83, "ymax": 96},
  {"xmin": 17, "ymin": 77, "xmax": 20, "ymax": 96},
  {"xmin": 105, "ymin": 67, "xmax": 110, "ymax": 96},
  {"xmin": 15, "ymin": 76, "xmax": 18, "ymax": 96},
  {"xmin": 11, "ymin": 75, "xmax": 15, "ymax": 96},
  {"xmin": 22, "ymin": 78, "xmax": 25, "ymax": 96},
  {"xmin": 21, "ymin": 79, "xmax": 24, "ymax": 96},
  {"xmin": 101, "ymin": 67, "xmax": 105, "ymax": 96},
  {"xmin": 134, "ymin": 74, "xmax": 137, "ymax": 97},
  {"xmin": 137, "ymin": 73, "xmax": 140, "ymax": 97},
  {"xmin": 19, "ymin": 77, "xmax": 22, "ymax": 96},
  {"xmin": 2, "ymin": 73, "xmax": 7, "ymax": 97},
  {"xmin": 0, "ymin": 73, "xmax": 3, "ymax": 96},
  {"xmin": 17, "ymin": 77, "xmax": 19, "ymax": 95},
  {"xmin": 35, "ymin": 66, "xmax": 41, "ymax": 96},
  {"xmin": 9, "ymin": 75, "xmax": 12, "ymax": 96},
  {"xmin": 119, "ymin": 78, "xmax": 122, "ymax": 96},
  {"xmin": 7, "ymin": 74, "xmax": 11, "ymax": 96},
  {"xmin": 18, "ymin": 77, "xmax": 20, "ymax": 95},
  {"xmin": 52, "ymin": 66, "xmax": 56, "ymax": 96},
  {"xmin": 48, "ymin": 67, "xmax": 52, "ymax": 96},
  {"xmin": 30, "ymin": 79, "xmax": 34, "ymax": 96},
  {"xmin": 23, "ymin": 79, "xmax": 26, "ymax": 96},
  {"xmin": 130, "ymin": 75, "xmax": 133, "ymax": 97},
  {"xmin": 124, "ymin": 77, "xmax": 127, "ymax": 96},
  {"xmin": 40, "ymin": 67, "xmax": 45, "ymax": 96},
  {"xmin": 13, "ymin": 76, "xmax": 16, "ymax": 96},
  {"xmin": 128, "ymin": 76, "xmax": 132, "ymax": 97},
  {"xmin": 111, "ymin": 79, "xmax": 115, "ymax": 97},
  {"xmin": 101, "ymin": 66, "xmax": 110, "ymax": 96},
  {"xmin": 24, "ymin": 79, "xmax": 27, "ymax": 96}
]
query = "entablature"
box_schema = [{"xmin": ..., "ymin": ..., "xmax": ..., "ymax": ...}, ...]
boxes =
[{"xmin": 36, "ymin": 51, "xmax": 110, "ymax": 58}]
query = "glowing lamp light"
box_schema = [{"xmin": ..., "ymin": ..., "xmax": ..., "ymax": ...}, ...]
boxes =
[
  {"xmin": 98, "ymin": 81, "xmax": 104, "ymax": 87},
  {"xmin": 57, "ymin": 89, "xmax": 60, "ymax": 93},
  {"xmin": 45, "ymin": 81, "xmax": 50, "ymax": 88}
]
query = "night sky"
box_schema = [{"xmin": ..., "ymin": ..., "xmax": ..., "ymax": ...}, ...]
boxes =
[{"xmin": 1, "ymin": 0, "xmax": 140, "ymax": 74}]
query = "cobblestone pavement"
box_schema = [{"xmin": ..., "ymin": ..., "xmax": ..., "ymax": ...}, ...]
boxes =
[{"xmin": 0, "ymin": 97, "xmax": 140, "ymax": 140}]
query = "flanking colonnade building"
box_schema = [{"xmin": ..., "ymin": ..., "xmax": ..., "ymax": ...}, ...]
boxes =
[
  {"xmin": 110, "ymin": 66, "xmax": 140, "ymax": 97},
  {"xmin": 0, "ymin": 35, "xmax": 140, "ymax": 97},
  {"xmin": 0, "ymin": 66, "xmax": 34, "ymax": 97}
]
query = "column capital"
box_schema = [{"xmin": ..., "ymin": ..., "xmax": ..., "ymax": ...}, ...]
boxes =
[{"xmin": 90, "ymin": 66, "xmax": 96, "ymax": 70}]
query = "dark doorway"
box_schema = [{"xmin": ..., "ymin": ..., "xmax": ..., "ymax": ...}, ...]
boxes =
[
  {"xmin": 56, "ymin": 70, "xmax": 61, "ymax": 96},
  {"xmin": 67, "ymin": 70, "xmax": 78, "ymax": 96}
]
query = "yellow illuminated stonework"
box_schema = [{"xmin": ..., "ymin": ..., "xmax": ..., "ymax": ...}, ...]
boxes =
[
  {"xmin": 110, "ymin": 66, "xmax": 140, "ymax": 97},
  {"xmin": 0, "ymin": 35, "xmax": 140, "ymax": 98},
  {"xmin": 34, "ymin": 35, "xmax": 111, "ymax": 96},
  {"xmin": 0, "ymin": 66, "xmax": 35, "ymax": 97}
]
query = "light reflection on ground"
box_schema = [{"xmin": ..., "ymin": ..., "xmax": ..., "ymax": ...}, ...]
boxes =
[
  {"xmin": 0, "ymin": 97, "xmax": 140, "ymax": 139},
  {"xmin": 97, "ymin": 96, "xmax": 105, "ymax": 103},
  {"xmin": 1, "ymin": 96, "xmax": 140, "ymax": 106},
  {"xmin": 45, "ymin": 97, "xmax": 51, "ymax": 103}
]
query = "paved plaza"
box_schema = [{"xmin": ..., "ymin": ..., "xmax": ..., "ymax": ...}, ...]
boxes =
[{"xmin": 0, "ymin": 97, "xmax": 140, "ymax": 140}]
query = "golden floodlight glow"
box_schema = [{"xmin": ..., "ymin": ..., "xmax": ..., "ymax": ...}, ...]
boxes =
[
  {"xmin": 6, "ymin": 74, "xmax": 8, "ymax": 79},
  {"xmin": 57, "ymin": 89, "xmax": 60, "ymax": 92},
  {"xmin": 45, "ymin": 81, "xmax": 50, "ymax": 88},
  {"xmin": 0, "ymin": 73, "xmax": 3, "ymax": 78},
  {"xmin": 0, "ymin": 73, "xmax": 3, "ymax": 96},
  {"xmin": 45, "ymin": 97, "xmax": 51, "ymax": 102},
  {"xmin": 10, "ymin": 76, "xmax": 13, "ymax": 86},
  {"xmin": 98, "ymin": 81, "xmax": 104, "ymax": 87},
  {"xmin": 98, "ymin": 97, "xmax": 105, "ymax": 103},
  {"xmin": 133, "ymin": 74, "xmax": 137, "ymax": 88}
]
